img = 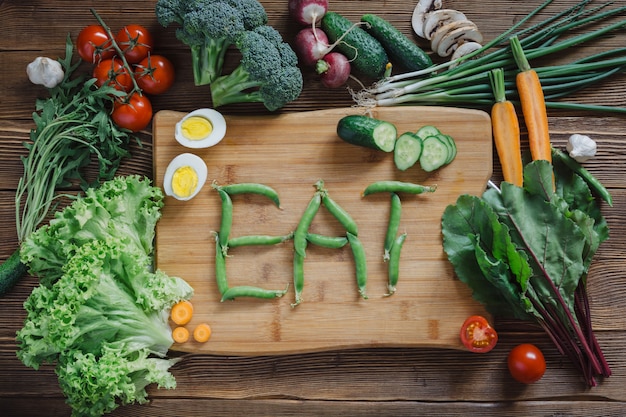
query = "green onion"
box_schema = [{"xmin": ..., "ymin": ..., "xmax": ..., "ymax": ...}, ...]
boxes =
[{"xmin": 356, "ymin": 0, "xmax": 626, "ymax": 113}]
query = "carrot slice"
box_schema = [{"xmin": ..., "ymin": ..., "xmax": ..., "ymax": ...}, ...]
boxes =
[
  {"xmin": 489, "ymin": 68, "xmax": 523, "ymax": 187},
  {"xmin": 172, "ymin": 326, "xmax": 190, "ymax": 344},
  {"xmin": 171, "ymin": 300, "xmax": 194, "ymax": 325},
  {"xmin": 193, "ymin": 323, "xmax": 212, "ymax": 343}
]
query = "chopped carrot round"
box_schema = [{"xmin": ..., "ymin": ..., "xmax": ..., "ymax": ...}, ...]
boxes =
[
  {"xmin": 172, "ymin": 326, "xmax": 190, "ymax": 344},
  {"xmin": 193, "ymin": 323, "xmax": 212, "ymax": 343},
  {"xmin": 171, "ymin": 300, "xmax": 194, "ymax": 325}
]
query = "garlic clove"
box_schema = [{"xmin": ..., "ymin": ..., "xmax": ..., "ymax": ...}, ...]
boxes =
[{"xmin": 566, "ymin": 133, "xmax": 597, "ymax": 162}]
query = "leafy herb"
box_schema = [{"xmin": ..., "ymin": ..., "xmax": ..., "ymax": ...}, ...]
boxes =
[
  {"xmin": 16, "ymin": 35, "xmax": 134, "ymax": 244},
  {"xmin": 442, "ymin": 160, "xmax": 611, "ymax": 386}
]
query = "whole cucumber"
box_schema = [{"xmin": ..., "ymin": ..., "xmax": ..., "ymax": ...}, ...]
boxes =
[
  {"xmin": 321, "ymin": 12, "xmax": 389, "ymax": 79},
  {"xmin": 361, "ymin": 13, "xmax": 433, "ymax": 72}
]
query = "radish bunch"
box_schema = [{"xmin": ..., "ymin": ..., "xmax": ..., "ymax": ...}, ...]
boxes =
[{"xmin": 289, "ymin": 0, "xmax": 351, "ymax": 89}]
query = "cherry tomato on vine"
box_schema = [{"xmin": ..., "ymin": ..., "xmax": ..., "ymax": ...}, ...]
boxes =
[
  {"xmin": 77, "ymin": 25, "xmax": 115, "ymax": 63},
  {"xmin": 507, "ymin": 344, "xmax": 546, "ymax": 384},
  {"xmin": 112, "ymin": 92, "xmax": 153, "ymax": 132},
  {"xmin": 460, "ymin": 315, "xmax": 498, "ymax": 353},
  {"xmin": 115, "ymin": 24, "xmax": 154, "ymax": 64},
  {"xmin": 93, "ymin": 58, "xmax": 133, "ymax": 92},
  {"xmin": 134, "ymin": 55, "xmax": 175, "ymax": 95}
]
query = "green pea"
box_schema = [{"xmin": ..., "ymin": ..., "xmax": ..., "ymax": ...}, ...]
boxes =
[
  {"xmin": 291, "ymin": 251, "xmax": 306, "ymax": 308},
  {"xmin": 217, "ymin": 188, "xmax": 233, "ymax": 249},
  {"xmin": 362, "ymin": 180, "xmax": 437, "ymax": 196},
  {"xmin": 227, "ymin": 232, "xmax": 294, "ymax": 249},
  {"xmin": 305, "ymin": 232, "xmax": 349, "ymax": 249},
  {"xmin": 347, "ymin": 232, "xmax": 368, "ymax": 300},
  {"xmin": 217, "ymin": 182, "xmax": 282, "ymax": 208},
  {"xmin": 294, "ymin": 191, "xmax": 322, "ymax": 258},
  {"xmin": 322, "ymin": 193, "xmax": 358, "ymax": 236},
  {"xmin": 383, "ymin": 192, "xmax": 402, "ymax": 262},
  {"xmin": 214, "ymin": 233, "xmax": 229, "ymax": 295},
  {"xmin": 385, "ymin": 232, "xmax": 407, "ymax": 296},
  {"xmin": 220, "ymin": 284, "xmax": 289, "ymax": 302}
]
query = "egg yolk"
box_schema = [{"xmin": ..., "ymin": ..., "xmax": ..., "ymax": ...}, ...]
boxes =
[
  {"xmin": 181, "ymin": 116, "xmax": 213, "ymax": 140},
  {"xmin": 171, "ymin": 166, "xmax": 198, "ymax": 198}
]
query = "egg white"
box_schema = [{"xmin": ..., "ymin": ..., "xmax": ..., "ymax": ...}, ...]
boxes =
[
  {"xmin": 163, "ymin": 153, "xmax": 208, "ymax": 201},
  {"xmin": 174, "ymin": 108, "xmax": 227, "ymax": 149}
]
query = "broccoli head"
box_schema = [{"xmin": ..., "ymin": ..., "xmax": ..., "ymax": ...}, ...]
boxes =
[
  {"xmin": 210, "ymin": 26, "xmax": 303, "ymax": 111},
  {"xmin": 155, "ymin": 0, "xmax": 268, "ymax": 85}
]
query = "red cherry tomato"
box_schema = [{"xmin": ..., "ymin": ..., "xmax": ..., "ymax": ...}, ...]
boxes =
[
  {"xmin": 77, "ymin": 25, "xmax": 114, "ymax": 63},
  {"xmin": 115, "ymin": 24, "xmax": 154, "ymax": 64},
  {"xmin": 92, "ymin": 58, "xmax": 133, "ymax": 92},
  {"xmin": 112, "ymin": 92, "xmax": 153, "ymax": 132},
  {"xmin": 134, "ymin": 55, "xmax": 175, "ymax": 95},
  {"xmin": 460, "ymin": 315, "xmax": 498, "ymax": 353},
  {"xmin": 508, "ymin": 344, "xmax": 546, "ymax": 384}
]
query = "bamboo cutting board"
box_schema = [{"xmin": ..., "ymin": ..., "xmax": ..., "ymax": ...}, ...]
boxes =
[{"xmin": 153, "ymin": 106, "xmax": 492, "ymax": 355}]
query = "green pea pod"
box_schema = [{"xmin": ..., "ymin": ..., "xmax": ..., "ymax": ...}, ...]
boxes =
[
  {"xmin": 291, "ymin": 251, "xmax": 306, "ymax": 308},
  {"xmin": 306, "ymin": 232, "xmax": 349, "ymax": 249},
  {"xmin": 221, "ymin": 284, "xmax": 289, "ymax": 302},
  {"xmin": 214, "ymin": 233, "xmax": 229, "ymax": 295},
  {"xmin": 383, "ymin": 192, "xmax": 402, "ymax": 262},
  {"xmin": 362, "ymin": 180, "xmax": 437, "ymax": 196},
  {"xmin": 218, "ymin": 182, "xmax": 281, "ymax": 208},
  {"xmin": 322, "ymin": 193, "xmax": 359, "ymax": 236},
  {"xmin": 347, "ymin": 232, "xmax": 368, "ymax": 300},
  {"xmin": 294, "ymin": 191, "xmax": 322, "ymax": 258},
  {"xmin": 386, "ymin": 232, "xmax": 407, "ymax": 296},
  {"xmin": 217, "ymin": 188, "xmax": 233, "ymax": 249},
  {"xmin": 227, "ymin": 232, "xmax": 294, "ymax": 249}
]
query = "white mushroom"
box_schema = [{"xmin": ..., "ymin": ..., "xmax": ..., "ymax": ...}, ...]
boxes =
[
  {"xmin": 411, "ymin": 0, "xmax": 443, "ymax": 38},
  {"xmin": 435, "ymin": 24, "xmax": 484, "ymax": 57},
  {"xmin": 449, "ymin": 41, "xmax": 483, "ymax": 67},
  {"xmin": 422, "ymin": 9, "xmax": 467, "ymax": 41},
  {"xmin": 430, "ymin": 20, "xmax": 480, "ymax": 55}
]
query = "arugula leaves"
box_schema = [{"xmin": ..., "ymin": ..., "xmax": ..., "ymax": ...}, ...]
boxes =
[{"xmin": 442, "ymin": 159, "xmax": 611, "ymax": 386}]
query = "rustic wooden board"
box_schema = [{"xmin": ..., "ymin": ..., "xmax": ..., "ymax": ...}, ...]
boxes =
[{"xmin": 153, "ymin": 106, "xmax": 492, "ymax": 355}]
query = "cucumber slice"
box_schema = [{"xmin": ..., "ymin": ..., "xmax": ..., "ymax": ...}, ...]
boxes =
[
  {"xmin": 416, "ymin": 125, "xmax": 441, "ymax": 141},
  {"xmin": 419, "ymin": 135, "xmax": 450, "ymax": 172},
  {"xmin": 336, "ymin": 115, "xmax": 397, "ymax": 152},
  {"xmin": 394, "ymin": 132, "xmax": 423, "ymax": 171},
  {"xmin": 437, "ymin": 134, "xmax": 458, "ymax": 164}
]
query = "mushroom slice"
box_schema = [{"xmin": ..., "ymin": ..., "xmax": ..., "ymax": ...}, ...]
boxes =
[
  {"xmin": 411, "ymin": 0, "xmax": 443, "ymax": 38},
  {"xmin": 423, "ymin": 9, "xmax": 467, "ymax": 41},
  {"xmin": 436, "ymin": 25, "xmax": 483, "ymax": 57},
  {"xmin": 430, "ymin": 20, "xmax": 478, "ymax": 54},
  {"xmin": 450, "ymin": 41, "xmax": 483, "ymax": 64}
]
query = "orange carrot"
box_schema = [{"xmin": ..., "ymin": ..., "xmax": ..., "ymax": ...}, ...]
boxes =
[
  {"xmin": 172, "ymin": 326, "xmax": 190, "ymax": 344},
  {"xmin": 193, "ymin": 323, "xmax": 212, "ymax": 343},
  {"xmin": 171, "ymin": 300, "xmax": 194, "ymax": 325},
  {"xmin": 488, "ymin": 68, "xmax": 523, "ymax": 187},
  {"xmin": 510, "ymin": 36, "xmax": 552, "ymax": 165}
]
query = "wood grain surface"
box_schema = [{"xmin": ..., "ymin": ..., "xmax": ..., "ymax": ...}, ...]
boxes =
[
  {"xmin": 1, "ymin": 0, "xmax": 626, "ymax": 416},
  {"xmin": 153, "ymin": 107, "xmax": 492, "ymax": 354}
]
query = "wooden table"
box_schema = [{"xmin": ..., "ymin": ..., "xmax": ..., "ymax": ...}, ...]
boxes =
[{"xmin": 1, "ymin": 1, "xmax": 625, "ymax": 415}]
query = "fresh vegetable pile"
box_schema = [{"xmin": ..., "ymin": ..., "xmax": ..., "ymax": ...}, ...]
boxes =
[
  {"xmin": 17, "ymin": 175, "xmax": 193, "ymax": 417},
  {"xmin": 442, "ymin": 158, "xmax": 611, "ymax": 386}
]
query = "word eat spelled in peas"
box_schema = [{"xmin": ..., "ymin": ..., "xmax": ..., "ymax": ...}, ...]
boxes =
[{"xmin": 212, "ymin": 180, "xmax": 436, "ymax": 307}]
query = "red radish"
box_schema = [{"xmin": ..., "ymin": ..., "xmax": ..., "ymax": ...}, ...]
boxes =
[
  {"xmin": 294, "ymin": 27, "xmax": 332, "ymax": 67},
  {"xmin": 316, "ymin": 52, "xmax": 351, "ymax": 88},
  {"xmin": 288, "ymin": 0, "xmax": 329, "ymax": 26}
]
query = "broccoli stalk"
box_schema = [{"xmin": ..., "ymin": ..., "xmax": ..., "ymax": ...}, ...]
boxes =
[
  {"xmin": 155, "ymin": 0, "xmax": 268, "ymax": 85},
  {"xmin": 210, "ymin": 26, "xmax": 303, "ymax": 111}
]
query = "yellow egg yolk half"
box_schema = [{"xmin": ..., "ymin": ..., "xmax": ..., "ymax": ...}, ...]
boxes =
[
  {"xmin": 181, "ymin": 116, "xmax": 213, "ymax": 140},
  {"xmin": 171, "ymin": 166, "xmax": 198, "ymax": 198}
]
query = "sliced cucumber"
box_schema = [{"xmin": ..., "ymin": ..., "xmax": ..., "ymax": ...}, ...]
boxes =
[
  {"xmin": 439, "ymin": 134, "xmax": 458, "ymax": 164},
  {"xmin": 419, "ymin": 135, "xmax": 450, "ymax": 172},
  {"xmin": 416, "ymin": 125, "xmax": 441, "ymax": 140},
  {"xmin": 336, "ymin": 115, "xmax": 397, "ymax": 152},
  {"xmin": 394, "ymin": 132, "xmax": 423, "ymax": 171}
]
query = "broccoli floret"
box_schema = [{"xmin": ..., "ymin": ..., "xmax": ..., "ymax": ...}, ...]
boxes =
[
  {"xmin": 155, "ymin": 0, "xmax": 268, "ymax": 85},
  {"xmin": 210, "ymin": 26, "xmax": 303, "ymax": 111}
]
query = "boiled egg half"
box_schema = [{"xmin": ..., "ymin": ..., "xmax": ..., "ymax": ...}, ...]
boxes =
[
  {"xmin": 163, "ymin": 153, "xmax": 208, "ymax": 201},
  {"xmin": 174, "ymin": 108, "xmax": 227, "ymax": 148}
]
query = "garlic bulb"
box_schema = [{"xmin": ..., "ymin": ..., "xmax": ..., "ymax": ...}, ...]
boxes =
[
  {"xmin": 26, "ymin": 57, "xmax": 64, "ymax": 88},
  {"xmin": 566, "ymin": 134, "xmax": 596, "ymax": 162}
]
